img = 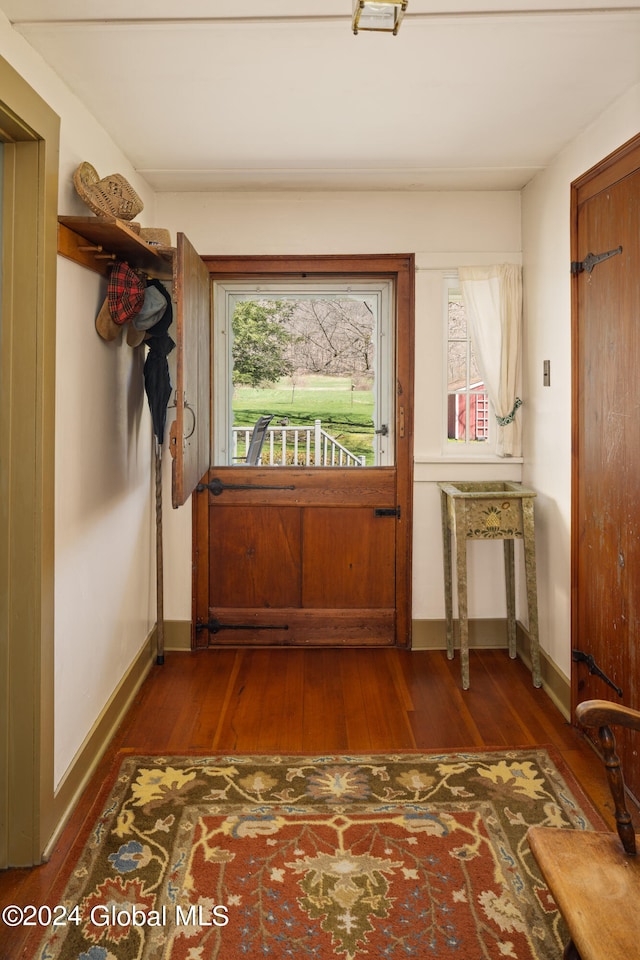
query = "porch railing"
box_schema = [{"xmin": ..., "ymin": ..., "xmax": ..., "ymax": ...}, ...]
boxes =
[{"xmin": 232, "ymin": 419, "xmax": 366, "ymax": 467}]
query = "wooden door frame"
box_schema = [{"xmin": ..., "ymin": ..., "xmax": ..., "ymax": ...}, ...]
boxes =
[
  {"xmin": 571, "ymin": 132, "xmax": 640, "ymax": 715},
  {"xmin": 0, "ymin": 58, "xmax": 59, "ymax": 867},
  {"xmin": 194, "ymin": 253, "xmax": 415, "ymax": 647}
]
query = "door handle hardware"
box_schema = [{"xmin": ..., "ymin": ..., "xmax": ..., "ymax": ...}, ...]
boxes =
[
  {"xmin": 196, "ymin": 477, "xmax": 296, "ymax": 496},
  {"xmin": 374, "ymin": 506, "xmax": 401, "ymax": 518},
  {"xmin": 572, "ymin": 649, "xmax": 623, "ymax": 697},
  {"xmin": 167, "ymin": 393, "xmax": 196, "ymax": 440},
  {"xmin": 196, "ymin": 618, "xmax": 289, "ymax": 634},
  {"xmin": 571, "ymin": 245, "xmax": 622, "ymax": 275},
  {"xmin": 375, "ymin": 424, "xmax": 389, "ymax": 436}
]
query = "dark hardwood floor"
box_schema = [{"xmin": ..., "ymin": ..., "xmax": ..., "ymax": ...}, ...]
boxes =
[{"xmin": 0, "ymin": 647, "xmax": 633, "ymax": 958}]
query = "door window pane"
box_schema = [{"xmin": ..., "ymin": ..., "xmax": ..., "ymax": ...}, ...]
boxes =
[{"xmin": 213, "ymin": 281, "xmax": 394, "ymax": 467}]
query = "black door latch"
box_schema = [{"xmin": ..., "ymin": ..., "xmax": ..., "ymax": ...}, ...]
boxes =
[{"xmin": 374, "ymin": 506, "xmax": 401, "ymax": 518}]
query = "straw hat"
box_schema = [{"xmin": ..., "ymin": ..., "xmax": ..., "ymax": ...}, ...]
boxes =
[
  {"xmin": 140, "ymin": 227, "xmax": 172, "ymax": 247},
  {"xmin": 73, "ymin": 162, "xmax": 144, "ymax": 221}
]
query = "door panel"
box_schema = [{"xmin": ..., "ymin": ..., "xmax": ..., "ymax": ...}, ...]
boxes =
[
  {"xmin": 209, "ymin": 505, "xmax": 302, "ymax": 608},
  {"xmin": 198, "ymin": 608, "xmax": 395, "ymax": 646},
  {"xmin": 572, "ymin": 134, "xmax": 640, "ymax": 799},
  {"xmin": 302, "ymin": 507, "xmax": 395, "ymax": 608},
  {"xmin": 193, "ymin": 253, "xmax": 414, "ymax": 649},
  {"xmin": 170, "ymin": 232, "xmax": 211, "ymax": 508},
  {"xmin": 197, "ymin": 465, "xmax": 398, "ymax": 506}
]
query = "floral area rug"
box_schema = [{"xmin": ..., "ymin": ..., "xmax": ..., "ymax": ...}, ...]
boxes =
[{"xmin": 35, "ymin": 749, "xmax": 599, "ymax": 960}]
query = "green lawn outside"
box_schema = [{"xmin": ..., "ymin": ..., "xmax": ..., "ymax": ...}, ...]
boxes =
[{"xmin": 233, "ymin": 375, "xmax": 376, "ymax": 464}]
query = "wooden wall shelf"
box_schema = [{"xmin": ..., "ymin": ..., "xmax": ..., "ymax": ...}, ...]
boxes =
[{"xmin": 58, "ymin": 215, "xmax": 174, "ymax": 279}]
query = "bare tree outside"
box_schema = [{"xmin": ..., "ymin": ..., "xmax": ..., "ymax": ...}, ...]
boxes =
[
  {"xmin": 232, "ymin": 297, "xmax": 375, "ymax": 385},
  {"xmin": 232, "ymin": 297, "xmax": 377, "ymax": 464},
  {"xmin": 284, "ymin": 299, "xmax": 375, "ymax": 377}
]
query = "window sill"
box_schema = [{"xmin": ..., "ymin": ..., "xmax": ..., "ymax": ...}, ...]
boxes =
[
  {"xmin": 416, "ymin": 455, "xmax": 524, "ymax": 465},
  {"xmin": 413, "ymin": 457, "xmax": 525, "ymax": 483}
]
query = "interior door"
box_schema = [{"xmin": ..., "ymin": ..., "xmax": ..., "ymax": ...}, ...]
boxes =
[
  {"xmin": 192, "ymin": 254, "xmax": 414, "ymax": 648},
  {"xmin": 170, "ymin": 233, "xmax": 211, "ymax": 508},
  {"xmin": 572, "ymin": 134, "xmax": 640, "ymax": 798}
]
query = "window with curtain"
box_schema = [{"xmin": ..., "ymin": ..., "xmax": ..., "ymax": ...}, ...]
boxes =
[
  {"xmin": 444, "ymin": 275, "xmax": 494, "ymax": 454},
  {"xmin": 458, "ymin": 264, "xmax": 523, "ymax": 458}
]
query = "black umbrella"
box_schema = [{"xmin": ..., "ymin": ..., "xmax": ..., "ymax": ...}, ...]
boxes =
[
  {"xmin": 143, "ymin": 279, "xmax": 175, "ymax": 444},
  {"xmin": 141, "ymin": 279, "xmax": 175, "ymax": 665}
]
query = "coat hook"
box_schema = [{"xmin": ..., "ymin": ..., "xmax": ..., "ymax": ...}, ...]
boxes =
[{"xmin": 78, "ymin": 243, "xmax": 115, "ymax": 261}]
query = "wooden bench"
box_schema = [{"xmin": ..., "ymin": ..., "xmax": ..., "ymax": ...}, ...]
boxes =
[{"xmin": 527, "ymin": 699, "xmax": 640, "ymax": 960}]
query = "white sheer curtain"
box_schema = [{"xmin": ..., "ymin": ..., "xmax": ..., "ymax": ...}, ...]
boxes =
[{"xmin": 458, "ymin": 264, "xmax": 523, "ymax": 457}]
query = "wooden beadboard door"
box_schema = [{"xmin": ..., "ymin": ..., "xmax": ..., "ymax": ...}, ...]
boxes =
[{"xmin": 572, "ymin": 134, "xmax": 640, "ymax": 800}]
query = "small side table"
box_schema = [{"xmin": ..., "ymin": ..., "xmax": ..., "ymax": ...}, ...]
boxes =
[{"xmin": 437, "ymin": 481, "xmax": 542, "ymax": 690}]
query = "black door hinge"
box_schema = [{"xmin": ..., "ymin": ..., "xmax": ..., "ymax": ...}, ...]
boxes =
[
  {"xmin": 571, "ymin": 245, "xmax": 622, "ymax": 275},
  {"xmin": 572, "ymin": 649, "xmax": 623, "ymax": 697},
  {"xmin": 196, "ymin": 477, "xmax": 295, "ymax": 496},
  {"xmin": 197, "ymin": 618, "xmax": 289, "ymax": 634}
]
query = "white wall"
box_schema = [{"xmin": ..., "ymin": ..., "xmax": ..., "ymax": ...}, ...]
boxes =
[
  {"xmin": 157, "ymin": 190, "xmax": 524, "ymax": 626},
  {"xmin": 522, "ymin": 83, "xmax": 640, "ymax": 677},
  {"xmin": 0, "ymin": 13, "xmax": 162, "ymax": 788}
]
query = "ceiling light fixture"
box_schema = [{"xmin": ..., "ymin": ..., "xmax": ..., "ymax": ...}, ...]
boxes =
[{"xmin": 352, "ymin": 0, "xmax": 408, "ymax": 35}]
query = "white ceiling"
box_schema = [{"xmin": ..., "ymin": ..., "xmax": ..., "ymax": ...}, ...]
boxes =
[{"xmin": 3, "ymin": 0, "xmax": 640, "ymax": 191}]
